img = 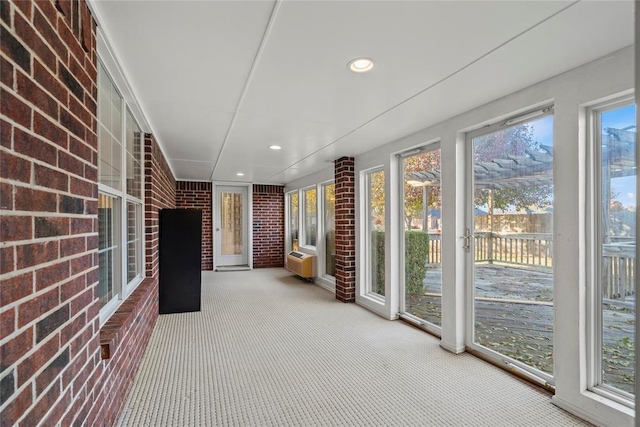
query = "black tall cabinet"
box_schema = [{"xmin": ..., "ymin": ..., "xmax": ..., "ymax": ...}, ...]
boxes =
[{"xmin": 159, "ymin": 209, "xmax": 202, "ymax": 314}]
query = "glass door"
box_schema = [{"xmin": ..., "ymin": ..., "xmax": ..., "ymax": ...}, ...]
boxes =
[
  {"xmin": 467, "ymin": 111, "xmax": 555, "ymax": 382},
  {"xmin": 215, "ymin": 186, "xmax": 249, "ymax": 267},
  {"xmin": 400, "ymin": 146, "xmax": 442, "ymax": 330}
]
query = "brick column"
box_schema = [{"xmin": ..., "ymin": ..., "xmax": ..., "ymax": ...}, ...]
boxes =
[
  {"xmin": 334, "ymin": 157, "xmax": 356, "ymax": 302},
  {"xmin": 253, "ymin": 185, "xmax": 285, "ymax": 268},
  {"xmin": 175, "ymin": 181, "xmax": 213, "ymax": 270}
]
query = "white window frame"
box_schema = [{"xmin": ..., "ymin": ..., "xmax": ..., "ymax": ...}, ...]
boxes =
[
  {"xmin": 285, "ymin": 190, "xmax": 299, "ymax": 255},
  {"xmin": 123, "ymin": 107, "xmax": 144, "ymax": 294},
  {"xmin": 361, "ymin": 166, "xmax": 385, "ymax": 302},
  {"xmin": 397, "ymin": 142, "xmax": 443, "ymax": 335},
  {"xmin": 319, "ymin": 180, "xmax": 336, "ymax": 281},
  {"xmin": 98, "ymin": 59, "xmax": 145, "ymax": 325},
  {"xmin": 586, "ymin": 96, "xmax": 636, "ymax": 407},
  {"xmin": 97, "ymin": 189, "xmax": 121, "ymax": 322}
]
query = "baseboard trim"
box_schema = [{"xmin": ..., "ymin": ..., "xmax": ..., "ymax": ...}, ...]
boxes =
[{"xmin": 439, "ymin": 341, "xmax": 466, "ymax": 354}]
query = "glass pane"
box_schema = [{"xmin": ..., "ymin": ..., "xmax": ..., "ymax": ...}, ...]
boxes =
[
  {"xmin": 98, "ymin": 194, "xmax": 114, "ymax": 250},
  {"xmin": 97, "ymin": 62, "xmax": 123, "ymax": 191},
  {"xmin": 304, "ymin": 188, "xmax": 317, "ymax": 246},
  {"xmin": 368, "ymin": 170, "xmax": 385, "ymax": 296},
  {"xmin": 98, "ymin": 125, "xmax": 113, "ymax": 188},
  {"xmin": 221, "ymin": 193, "xmax": 243, "ymax": 255},
  {"xmin": 98, "ymin": 193, "xmax": 119, "ymax": 308},
  {"xmin": 98, "ymin": 63, "xmax": 111, "ymax": 131},
  {"xmin": 126, "ymin": 202, "xmax": 140, "ymax": 282},
  {"xmin": 403, "ymin": 149, "xmax": 441, "ymax": 326},
  {"xmin": 324, "ymin": 184, "xmax": 336, "ymax": 277},
  {"xmin": 290, "ymin": 193, "xmax": 299, "ymax": 251},
  {"xmin": 98, "ymin": 250, "xmax": 113, "ymax": 307},
  {"xmin": 125, "ymin": 109, "xmax": 142, "ymax": 199},
  {"xmin": 110, "ymin": 83, "xmax": 123, "ymax": 142},
  {"xmin": 111, "ymin": 137, "xmax": 122, "ymax": 189},
  {"xmin": 600, "ymin": 104, "xmax": 636, "ymax": 394},
  {"xmin": 472, "ymin": 115, "xmax": 554, "ymax": 375}
]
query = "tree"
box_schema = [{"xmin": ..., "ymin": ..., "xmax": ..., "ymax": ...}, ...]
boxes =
[
  {"xmin": 473, "ymin": 124, "xmax": 552, "ymax": 212},
  {"xmin": 370, "ymin": 123, "xmax": 553, "ymax": 230},
  {"xmin": 369, "ymin": 170, "xmax": 386, "ymax": 229},
  {"xmin": 403, "ymin": 151, "xmax": 441, "ymax": 230}
]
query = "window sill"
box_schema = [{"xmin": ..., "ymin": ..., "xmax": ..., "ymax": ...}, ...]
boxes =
[
  {"xmin": 99, "ymin": 277, "xmax": 156, "ymax": 359},
  {"xmin": 297, "ymin": 246, "xmax": 317, "ymax": 254}
]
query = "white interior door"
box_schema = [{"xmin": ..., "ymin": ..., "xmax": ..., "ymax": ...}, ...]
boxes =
[{"xmin": 215, "ymin": 185, "xmax": 249, "ymax": 267}]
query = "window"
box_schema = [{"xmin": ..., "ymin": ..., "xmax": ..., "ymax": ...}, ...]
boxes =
[
  {"xmin": 365, "ymin": 169, "xmax": 385, "ymax": 297},
  {"xmin": 323, "ymin": 183, "xmax": 336, "ymax": 277},
  {"xmin": 288, "ymin": 192, "xmax": 299, "ymax": 251},
  {"xmin": 401, "ymin": 146, "xmax": 442, "ymax": 327},
  {"xmin": 98, "ymin": 193, "xmax": 119, "ymax": 308},
  {"xmin": 125, "ymin": 109, "xmax": 143, "ymax": 285},
  {"xmin": 302, "ymin": 187, "xmax": 317, "ymax": 247},
  {"xmin": 589, "ymin": 100, "xmax": 636, "ymax": 401},
  {"xmin": 98, "ymin": 60, "xmax": 144, "ymax": 322},
  {"xmin": 98, "ymin": 62, "xmax": 123, "ymax": 190},
  {"xmin": 126, "ymin": 202, "xmax": 142, "ymax": 282}
]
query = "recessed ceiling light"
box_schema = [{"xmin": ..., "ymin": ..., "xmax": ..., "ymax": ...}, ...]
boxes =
[
  {"xmin": 236, "ymin": 172, "xmax": 244, "ymax": 177},
  {"xmin": 269, "ymin": 145, "xmax": 282, "ymax": 150},
  {"xmin": 348, "ymin": 57, "xmax": 374, "ymax": 73}
]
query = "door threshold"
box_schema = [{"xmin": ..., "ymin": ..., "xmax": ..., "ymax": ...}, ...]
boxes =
[{"xmin": 216, "ymin": 265, "xmax": 251, "ymax": 272}]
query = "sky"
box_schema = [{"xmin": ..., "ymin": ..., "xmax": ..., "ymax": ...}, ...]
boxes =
[
  {"xmin": 603, "ymin": 104, "xmax": 636, "ymax": 210},
  {"xmin": 530, "ymin": 106, "xmax": 636, "ymax": 210},
  {"xmin": 530, "ymin": 115, "xmax": 554, "ymax": 147},
  {"xmin": 477, "ymin": 105, "xmax": 636, "ymax": 214}
]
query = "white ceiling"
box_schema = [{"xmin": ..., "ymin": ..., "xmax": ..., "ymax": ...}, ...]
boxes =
[{"xmin": 90, "ymin": 0, "xmax": 634, "ymax": 184}]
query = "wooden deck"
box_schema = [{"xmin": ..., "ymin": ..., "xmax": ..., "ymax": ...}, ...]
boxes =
[{"xmin": 404, "ymin": 264, "xmax": 635, "ymax": 393}]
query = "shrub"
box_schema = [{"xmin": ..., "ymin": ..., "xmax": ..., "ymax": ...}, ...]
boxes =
[
  {"xmin": 372, "ymin": 231, "xmax": 385, "ymax": 294},
  {"xmin": 404, "ymin": 231, "xmax": 430, "ymax": 296},
  {"xmin": 369, "ymin": 230, "xmax": 429, "ymax": 296}
]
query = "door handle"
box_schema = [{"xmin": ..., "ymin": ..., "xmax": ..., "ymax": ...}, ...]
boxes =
[
  {"xmin": 216, "ymin": 228, "xmax": 220, "ymax": 231},
  {"xmin": 462, "ymin": 228, "xmax": 473, "ymax": 253}
]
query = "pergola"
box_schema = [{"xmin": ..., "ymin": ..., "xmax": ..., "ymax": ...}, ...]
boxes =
[{"xmin": 404, "ymin": 127, "xmax": 636, "ymax": 298}]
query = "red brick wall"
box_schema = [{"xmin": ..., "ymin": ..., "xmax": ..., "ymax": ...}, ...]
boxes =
[
  {"xmin": 0, "ymin": 2, "xmax": 176, "ymax": 424},
  {"xmin": 144, "ymin": 135, "xmax": 176, "ymax": 279},
  {"xmin": 253, "ymin": 184, "xmax": 284, "ymax": 268},
  {"xmin": 176, "ymin": 181, "xmax": 212, "ymax": 270},
  {"xmin": 334, "ymin": 157, "xmax": 356, "ymax": 302},
  {"xmin": 0, "ymin": 0, "xmax": 101, "ymax": 424}
]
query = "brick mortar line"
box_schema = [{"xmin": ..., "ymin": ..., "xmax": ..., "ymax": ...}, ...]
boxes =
[
  {"xmin": 0, "ymin": 289, "xmax": 93, "ymax": 350},
  {"xmin": 0, "ymin": 182, "xmax": 98, "ymax": 201},
  {"xmin": 0, "ymin": 147, "xmax": 97, "ymax": 183},
  {"xmin": 0, "ymin": 211, "xmax": 96, "ymax": 219},
  {"xmin": 0, "ymin": 294, "xmax": 97, "ymax": 342},
  {"xmin": 0, "ymin": 252, "xmax": 97, "ymax": 282},
  {"xmin": 0, "ymin": 73, "xmax": 95, "ymax": 142},
  {"xmin": 0, "ymin": 232, "xmax": 98, "ymax": 248},
  {"xmin": 0, "ymin": 180, "xmax": 98, "ymax": 201},
  {"xmin": 0, "ymin": 264, "xmax": 96, "ymax": 312},
  {"xmin": 0, "ymin": 129, "xmax": 98, "ymax": 167}
]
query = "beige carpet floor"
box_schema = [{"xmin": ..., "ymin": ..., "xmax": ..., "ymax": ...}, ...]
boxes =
[{"xmin": 118, "ymin": 268, "xmax": 589, "ymax": 426}]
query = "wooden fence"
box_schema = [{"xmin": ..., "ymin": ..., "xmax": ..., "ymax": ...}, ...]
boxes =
[
  {"xmin": 425, "ymin": 232, "xmax": 634, "ymax": 300},
  {"xmin": 602, "ymin": 242, "xmax": 635, "ymax": 301}
]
